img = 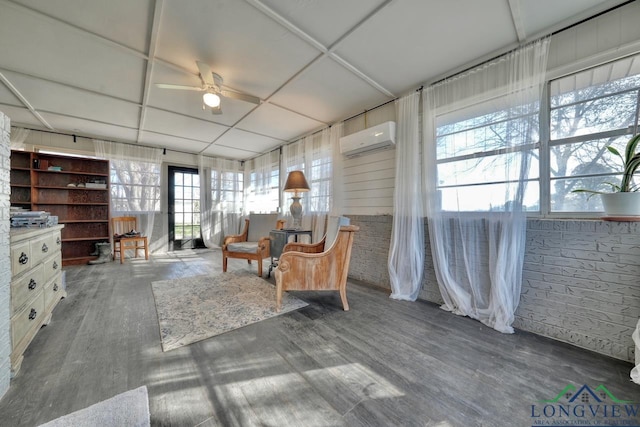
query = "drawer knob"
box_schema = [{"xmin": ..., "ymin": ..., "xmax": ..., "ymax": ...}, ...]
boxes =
[
  {"xmin": 19, "ymin": 252, "xmax": 28, "ymax": 265},
  {"xmin": 56, "ymin": 237, "xmax": 61, "ymax": 245},
  {"xmin": 52, "ymin": 261, "xmax": 58, "ymax": 270},
  {"xmin": 42, "ymin": 243, "xmax": 48, "ymax": 253},
  {"xmin": 28, "ymin": 308, "xmax": 37, "ymax": 320},
  {"xmin": 28, "ymin": 279, "xmax": 37, "ymax": 290},
  {"xmin": 53, "ymin": 283, "xmax": 58, "ymax": 292}
]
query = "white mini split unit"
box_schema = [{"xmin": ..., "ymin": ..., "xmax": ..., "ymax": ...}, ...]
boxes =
[{"xmin": 339, "ymin": 121, "xmax": 396, "ymax": 158}]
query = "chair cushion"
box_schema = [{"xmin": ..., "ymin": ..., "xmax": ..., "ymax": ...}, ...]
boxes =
[
  {"xmin": 227, "ymin": 242, "xmax": 260, "ymax": 253},
  {"xmin": 325, "ymin": 216, "xmax": 350, "ymax": 250},
  {"xmin": 247, "ymin": 213, "xmax": 278, "ymax": 242}
]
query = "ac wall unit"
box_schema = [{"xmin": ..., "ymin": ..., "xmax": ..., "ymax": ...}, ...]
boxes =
[{"xmin": 339, "ymin": 121, "xmax": 396, "ymax": 158}]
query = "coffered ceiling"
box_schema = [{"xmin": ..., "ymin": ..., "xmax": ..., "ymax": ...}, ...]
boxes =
[{"xmin": 0, "ymin": 0, "xmax": 630, "ymax": 160}]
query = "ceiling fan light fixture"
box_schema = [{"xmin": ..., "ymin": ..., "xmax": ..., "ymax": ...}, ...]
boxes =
[{"xmin": 203, "ymin": 92, "xmax": 221, "ymax": 108}]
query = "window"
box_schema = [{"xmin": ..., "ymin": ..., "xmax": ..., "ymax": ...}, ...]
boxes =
[
  {"xmin": 435, "ymin": 97, "xmax": 541, "ymax": 212},
  {"xmin": 245, "ymin": 152, "xmax": 279, "ymax": 213},
  {"xmin": 307, "ymin": 156, "xmax": 332, "ymax": 213},
  {"xmin": 433, "ymin": 52, "xmax": 640, "ymax": 215},
  {"xmin": 548, "ymin": 54, "xmax": 640, "ymax": 212},
  {"xmin": 281, "ymin": 131, "xmax": 333, "ymax": 215},
  {"xmin": 212, "ymin": 170, "xmax": 243, "ymax": 213},
  {"xmin": 110, "ymin": 159, "xmax": 161, "ymax": 213}
]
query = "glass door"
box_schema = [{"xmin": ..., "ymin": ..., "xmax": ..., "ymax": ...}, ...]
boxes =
[{"xmin": 168, "ymin": 166, "xmax": 205, "ymax": 250}]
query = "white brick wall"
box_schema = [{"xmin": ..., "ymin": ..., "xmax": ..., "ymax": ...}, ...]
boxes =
[
  {"xmin": 348, "ymin": 215, "xmax": 639, "ymax": 362},
  {"xmin": 0, "ymin": 112, "xmax": 11, "ymax": 398},
  {"xmin": 516, "ymin": 219, "xmax": 640, "ymax": 362}
]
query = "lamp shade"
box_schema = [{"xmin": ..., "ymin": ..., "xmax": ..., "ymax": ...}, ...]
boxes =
[{"xmin": 283, "ymin": 170, "xmax": 310, "ymax": 193}]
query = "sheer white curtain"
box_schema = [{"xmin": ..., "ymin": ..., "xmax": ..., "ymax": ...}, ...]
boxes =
[
  {"xmin": 94, "ymin": 140, "xmax": 162, "ymax": 244},
  {"xmin": 10, "ymin": 127, "xmax": 30, "ymax": 150},
  {"xmin": 329, "ymin": 122, "xmax": 344, "ymax": 215},
  {"xmin": 198, "ymin": 155, "xmax": 243, "ymax": 247},
  {"xmin": 423, "ymin": 39, "xmax": 549, "ymax": 333},
  {"xmin": 633, "ymin": 319, "xmax": 640, "ymax": 384},
  {"xmin": 245, "ymin": 151, "xmax": 279, "ymax": 213},
  {"xmin": 281, "ymin": 131, "xmax": 333, "ymax": 242},
  {"xmin": 388, "ymin": 92, "xmax": 424, "ymax": 300}
]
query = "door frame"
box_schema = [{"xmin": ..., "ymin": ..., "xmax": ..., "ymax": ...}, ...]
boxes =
[{"xmin": 168, "ymin": 165, "xmax": 205, "ymax": 250}]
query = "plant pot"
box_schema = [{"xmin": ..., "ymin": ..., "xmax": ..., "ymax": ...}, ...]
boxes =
[{"xmin": 600, "ymin": 192, "xmax": 640, "ymax": 217}]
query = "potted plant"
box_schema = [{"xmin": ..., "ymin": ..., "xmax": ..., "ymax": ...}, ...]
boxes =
[{"xmin": 573, "ymin": 133, "xmax": 640, "ymax": 217}]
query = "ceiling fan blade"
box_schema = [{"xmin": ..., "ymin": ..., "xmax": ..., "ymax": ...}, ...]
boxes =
[
  {"xmin": 220, "ymin": 89, "xmax": 261, "ymax": 105},
  {"xmin": 196, "ymin": 61, "xmax": 215, "ymax": 86},
  {"xmin": 211, "ymin": 105, "xmax": 222, "ymax": 115},
  {"xmin": 156, "ymin": 83, "xmax": 204, "ymax": 91}
]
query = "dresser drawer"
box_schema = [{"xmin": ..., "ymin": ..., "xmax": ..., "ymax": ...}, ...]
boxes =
[
  {"xmin": 11, "ymin": 241, "xmax": 31, "ymax": 277},
  {"xmin": 44, "ymin": 271, "xmax": 63, "ymax": 311},
  {"xmin": 51, "ymin": 229, "xmax": 62, "ymax": 253},
  {"xmin": 43, "ymin": 252, "xmax": 62, "ymax": 278},
  {"xmin": 11, "ymin": 293, "xmax": 45, "ymax": 349},
  {"xmin": 11, "ymin": 264, "xmax": 44, "ymax": 316},
  {"xmin": 30, "ymin": 233, "xmax": 53, "ymax": 266}
]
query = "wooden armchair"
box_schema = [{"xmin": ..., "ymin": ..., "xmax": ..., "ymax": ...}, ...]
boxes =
[
  {"xmin": 222, "ymin": 213, "xmax": 285, "ymax": 277},
  {"xmin": 275, "ymin": 217, "xmax": 358, "ymax": 312}
]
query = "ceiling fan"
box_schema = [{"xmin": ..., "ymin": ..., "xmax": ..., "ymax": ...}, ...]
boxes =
[{"xmin": 155, "ymin": 61, "xmax": 261, "ymax": 114}]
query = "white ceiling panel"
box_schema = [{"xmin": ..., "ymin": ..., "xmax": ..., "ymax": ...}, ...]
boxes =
[
  {"xmin": 0, "ymin": 2, "xmax": 147, "ymax": 102},
  {"xmin": 236, "ymin": 103, "xmax": 325, "ymax": 141},
  {"xmin": 0, "ymin": 105, "xmax": 44, "ymax": 128},
  {"xmin": 259, "ymin": 0, "xmax": 388, "ymax": 47},
  {"xmin": 335, "ymin": 0, "xmax": 517, "ymax": 94},
  {"xmin": 202, "ymin": 143, "xmax": 257, "ymax": 160},
  {"xmin": 0, "ymin": 81, "xmax": 22, "ymax": 106},
  {"xmin": 215, "ymin": 128, "xmax": 283, "ymax": 154},
  {"xmin": 270, "ymin": 56, "xmax": 391, "ymax": 123},
  {"xmin": 3, "ymin": 71, "xmax": 141, "ymax": 129},
  {"xmin": 143, "ymin": 108, "xmax": 229, "ymax": 144},
  {"xmin": 138, "ymin": 131, "xmax": 211, "ymax": 153},
  {"xmin": 11, "ymin": 0, "xmax": 154, "ymax": 52},
  {"xmin": 518, "ymin": 0, "xmax": 625, "ymax": 39},
  {"xmin": 155, "ymin": 0, "xmax": 320, "ymax": 99},
  {"xmin": 40, "ymin": 112, "xmax": 139, "ymax": 142}
]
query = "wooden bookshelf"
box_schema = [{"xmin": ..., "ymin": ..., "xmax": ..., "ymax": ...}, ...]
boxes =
[{"xmin": 10, "ymin": 151, "xmax": 110, "ymax": 266}]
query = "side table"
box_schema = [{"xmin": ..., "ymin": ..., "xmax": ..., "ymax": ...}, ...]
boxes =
[{"xmin": 268, "ymin": 229, "xmax": 312, "ymax": 277}]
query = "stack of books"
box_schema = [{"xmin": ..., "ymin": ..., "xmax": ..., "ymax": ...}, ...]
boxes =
[{"xmin": 10, "ymin": 210, "xmax": 57, "ymax": 228}]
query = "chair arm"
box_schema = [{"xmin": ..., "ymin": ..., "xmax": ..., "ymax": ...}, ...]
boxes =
[
  {"xmin": 222, "ymin": 218, "xmax": 249, "ymax": 248},
  {"xmin": 257, "ymin": 236, "xmax": 271, "ymax": 252},
  {"xmin": 282, "ymin": 238, "xmax": 325, "ymax": 254},
  {"xmin": 276, "ymin": 249, "xmax": 332, "ymax": 273}
]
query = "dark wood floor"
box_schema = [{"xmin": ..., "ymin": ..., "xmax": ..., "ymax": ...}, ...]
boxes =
[{"xmin": 0, "ymin": 249, "xmax": 637, "ymax": 426}]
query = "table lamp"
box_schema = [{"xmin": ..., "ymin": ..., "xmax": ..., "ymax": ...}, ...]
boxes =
[{"xmin": 283, "ymin": 170, "xmax": 310, "ymax": 229}]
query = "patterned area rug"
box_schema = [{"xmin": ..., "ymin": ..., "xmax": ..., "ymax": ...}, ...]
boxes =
[{"xmin": 151, "ymin": 272, "xmax": 308, "ymax": 351}]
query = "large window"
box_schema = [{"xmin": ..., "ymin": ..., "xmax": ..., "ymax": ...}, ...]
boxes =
[
  {"xmin": 549, "ymin": 54, "xmax": 640, "ymax": 212},
  {"xmin": 435, "ymin": 97, "xmax": 541, "ymax": 212},
  {"xmin": 434, "ymin": 52, "xmax": 640, "ymax": 215}
]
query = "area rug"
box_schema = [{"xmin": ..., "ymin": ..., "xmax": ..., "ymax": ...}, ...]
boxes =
[
  {"xmin": 151, "ymin": 272, "xmax": 308, "ymax": 351},
  {"xmin": 38, "ymin": 386, "xmax": 149, "ymax": 427}
]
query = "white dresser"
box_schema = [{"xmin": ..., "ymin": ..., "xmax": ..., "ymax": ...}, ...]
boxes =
[{"xmin": 9, "ymin": 225, "xmax": 65, "ymax": 375}]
